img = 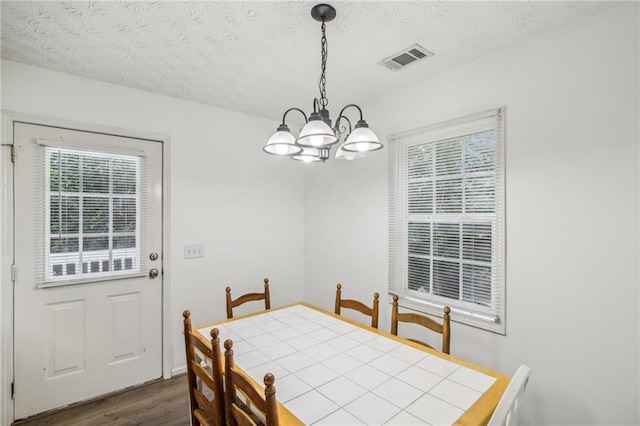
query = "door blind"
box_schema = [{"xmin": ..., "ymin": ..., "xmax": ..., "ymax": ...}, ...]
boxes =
[{"xmin": 34, "ymin": 141, "xmax": 148, "ymax": 287}]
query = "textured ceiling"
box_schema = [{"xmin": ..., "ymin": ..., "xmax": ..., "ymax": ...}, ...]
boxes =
[{"xmin": 1, "ymin": 1, "xmax": 621, "ymax": 122}]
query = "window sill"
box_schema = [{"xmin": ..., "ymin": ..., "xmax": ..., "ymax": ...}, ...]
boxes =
[{"xmin": 389, "ymin": 293, "xmax": 505, "ymax": 335}]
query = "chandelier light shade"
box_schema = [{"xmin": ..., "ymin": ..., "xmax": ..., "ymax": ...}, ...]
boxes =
[
  {"xmin": 262, "ymin": 3, "xmax": 383, "ymax": 163},
  {"xmin": 341, "ymin": 120, "xmax": 384, "ymax": 153},
  {"xmin": 262, "ymin": 124, "xmax": 302, "ymax": 156},
  {"xmin": 335, "ymin": 143, "xmax": 366, "ymax": 161},
  {"xmin": 292, "ymin": 147, "xmax": 323, "ymax": 163},
  {"xmin": 297, "ymin": 114, "xmax": 339, "ymax": 148}
]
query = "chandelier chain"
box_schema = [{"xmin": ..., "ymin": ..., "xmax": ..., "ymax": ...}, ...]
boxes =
[{"xmin": 319, "ymin": 18, "xmax": 328, "ymax": 110}]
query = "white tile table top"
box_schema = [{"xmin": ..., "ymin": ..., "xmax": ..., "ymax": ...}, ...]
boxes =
[{"xmin": 197, "ymin": 304, "xmax": 502, "ymax": 425}]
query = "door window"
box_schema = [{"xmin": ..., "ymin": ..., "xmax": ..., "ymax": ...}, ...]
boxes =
[{"xmin": 41, "ymin": 145, "xmax": 147, "ymax": 286}]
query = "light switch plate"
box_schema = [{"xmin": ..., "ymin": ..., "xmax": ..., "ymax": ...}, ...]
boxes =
[{"xmin": 184, "ymin": 244, "xmax": 204, "ymax": 259}]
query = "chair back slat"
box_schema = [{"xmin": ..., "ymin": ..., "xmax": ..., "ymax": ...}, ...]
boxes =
[
  {"xmin": 226, "ymin": 278, "xmax": 271, "ymax": 319},
  {"xmin": 194, "ymin": 389, "xmax": 219, "ymax": 417},
  {"xmin": 334, "ymin": 283, "xmax": 380, "ymax": 328},
  {"xmin": 396, "ymin": 312, "xmax": 443, "ymax": 333},
  {"xmin": 231, "ymin": 404, "xmax": 258, "ymax": 426},
  {"xmin": 190, "ymin": 359, "xmax": 218, "ymax": 391},
  {"xmin": 224, "ymin": 339, "xmax": 280, "ymax": 426},
  {"xmin": 391, "ymin": 295, "xmax": 451, "ymax": 354}
]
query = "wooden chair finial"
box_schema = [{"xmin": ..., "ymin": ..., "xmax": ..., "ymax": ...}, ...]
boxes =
[
  {"xmin": 182, "ymin": 309, "xmax": 191, "ymax": 319},
  {"xmin": 210, "ymin": 327, "xmax": 219, "ymax": 339},
  {"xmin": 443, "ymin": 306, "xmax": 451, "ymax": 355},
  {"xmin": 224, "ymin": 339, "xmax": 233, "ymax": 352},
  {"xmin": 372, "ymin": 292, "xmax": 380, "ymax": 328},
  {"xmin": 225, "ymin": 287, "xmax": 231, "ymax": 294},
  {"xmin": 334, "ymin": 283, "xmax": 343, "ymax": 315},
  {"xmin": 264, "ymin": 372, "xmax": 275, "ymax": 388}
]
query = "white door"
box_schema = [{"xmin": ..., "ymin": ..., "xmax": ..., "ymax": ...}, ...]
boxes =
[{"xmin": 13, "ymin": 122, "xmax": 163, "ymax": 420}]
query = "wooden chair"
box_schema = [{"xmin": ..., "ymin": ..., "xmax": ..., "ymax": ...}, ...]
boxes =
[
  {"xmin": 334, "ymin": 283, "xmax": 380, "ymax": 329},
  {"xmin": 390, "ymin": 295, "xmax": 451, "ymax": 354},
  {"xmin": 226, "ymin": 278, "xmax": 271, "ymax": 319},
  {"xmin": 224, "ymin": 339, "xmax": 280, "ymax": 426},
  {"xmin": 183, "ymin": 310, "xmax": 225, "ymax": 426},
  {"xmin": 488, "ymin": 364, "xmax": 532, "ymax": 426}
]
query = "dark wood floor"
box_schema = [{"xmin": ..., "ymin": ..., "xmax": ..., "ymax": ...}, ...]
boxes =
[{"xmin": 13, "ymin": 375, "xmax": 190, "ymax": 426}]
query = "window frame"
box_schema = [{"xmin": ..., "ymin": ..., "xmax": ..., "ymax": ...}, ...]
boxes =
[{"xmin": 389, "ymin": 107, "xmax": 506, "ymax": 334}]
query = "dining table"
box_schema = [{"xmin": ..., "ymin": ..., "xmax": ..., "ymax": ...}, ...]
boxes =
[{"xmin": 194, "ymin": 302, "xmax": 510, "ymax": 425}]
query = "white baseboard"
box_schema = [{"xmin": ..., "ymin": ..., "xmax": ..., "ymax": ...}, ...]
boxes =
[{"xmin": 171, "ymin": 365, "xmax": 187, "ymax": 376}]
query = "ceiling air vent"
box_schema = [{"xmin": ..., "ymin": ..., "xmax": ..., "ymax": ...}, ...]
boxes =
[{"xmin": 378, "ymin": 44, "xmax": 434, "ymax": 71}]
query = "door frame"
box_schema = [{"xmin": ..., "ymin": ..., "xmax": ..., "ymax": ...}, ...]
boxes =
[{"xmin": 0, "ymin": 110, "xmax": 173, "ymax": 425}]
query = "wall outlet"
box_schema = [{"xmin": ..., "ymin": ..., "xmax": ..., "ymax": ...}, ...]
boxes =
[{"xmin": 184, "ymin": 244, "xmax": 204, "ymax": 259}]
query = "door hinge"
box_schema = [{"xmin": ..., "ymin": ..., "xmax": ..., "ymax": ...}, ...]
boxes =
[
  {"xmin": 1, "ymin": 144, "xmax": 14, "ymax": 163},
  {"xmin": 11, "ymin": 264, "xmax": 16, "ymax": 282},
  {"xmin": 11, "ymin": 381, "xmax": 15, "ymax": 399}
]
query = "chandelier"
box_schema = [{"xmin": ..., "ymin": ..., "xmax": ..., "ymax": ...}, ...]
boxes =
[{"xmin": 262, "ymin": 4, "xmax": 383, "ymax": 163}]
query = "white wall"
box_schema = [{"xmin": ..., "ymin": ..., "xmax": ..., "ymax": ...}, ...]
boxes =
[
  {"xmin": 304, "ymin": 4, "xmax": 639, "ymax": 425},
  {"xmin": 0, "ymin": 60, "xmax": 305, "ymax": 381}
]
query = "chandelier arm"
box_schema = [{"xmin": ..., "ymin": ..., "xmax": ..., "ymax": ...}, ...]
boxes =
[
  {"xmin": 281, "ymin": 107, "xmax": 308, "ymax": 125},
  {"xmin": 312, "ymin": 98, "xmax": 321, "ymax": 114},
  {"xmin": 334, "ymin": 104, "xmax": 364, "ymax": 132},
  {"xmin": 336, "ymin": 115, "xmax": 352, "ymax": 136}
]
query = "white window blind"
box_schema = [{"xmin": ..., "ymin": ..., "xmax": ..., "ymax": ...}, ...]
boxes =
[
  {"xmin": 34, "ymin": 142, "xmax": 148, "ymax": 287},
  {"xmin": 389, "ymin": 108, "xmax": 505, "ymax": 334}
]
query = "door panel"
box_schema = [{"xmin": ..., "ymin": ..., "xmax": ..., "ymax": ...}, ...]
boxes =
[
  {"xmin": 47, "ymin": 299, "xmax": 86, "ymax": 377},
  {"xmin": 109, "ymin": 291, "xmax": 141, "ymax": 363},
  {"xmin": 13, "ymin": 122, "xmax": 163, "ymax": 419}
]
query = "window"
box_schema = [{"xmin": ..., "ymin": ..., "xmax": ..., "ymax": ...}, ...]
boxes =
[
  {"xmin": 389, "ymin": 108, "xmax": 505, "ymax": 333},
  {"xmin": 36, "ymin": 143, "xmax": 148, "ymax": 286}
]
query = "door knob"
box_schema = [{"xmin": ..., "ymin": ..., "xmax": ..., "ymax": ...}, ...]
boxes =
[{"xmin": 149, "ymin": 268, "xmax": 159, "ymax": 279}]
